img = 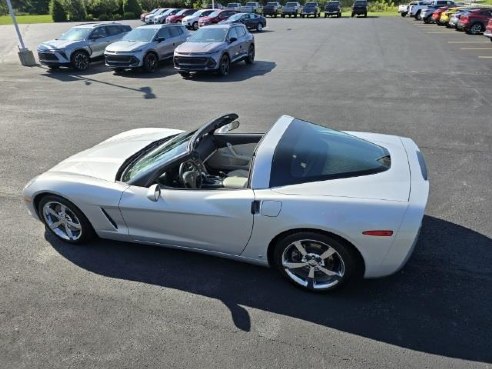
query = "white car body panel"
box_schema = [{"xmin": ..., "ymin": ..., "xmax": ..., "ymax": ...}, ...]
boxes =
[
  {"xmin": 182, "ymin": 9, "xmax": 214, "ymax": 27},
  {"xmin": 23, "ymin": 115, "xmax": 429, "ymax": 280}
]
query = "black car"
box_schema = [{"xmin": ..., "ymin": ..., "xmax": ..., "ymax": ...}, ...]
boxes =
[
  {"xmin": 220, "ymin": 12, "xmax": 267, "ymax": 31},
  {"xmin": 324, "ymin": 1, "xmax": 342, "ymax": 17},
  {"xmin": 352, "ymin": 0, "xmax": 368, "ymax": 17},
  {"xmin": 263, "ymin": 2, "xmax": 282, "ymax": 17},
  {"xmin": 301, "ymin": 2, "xmax": 321, "ymax": 17}
]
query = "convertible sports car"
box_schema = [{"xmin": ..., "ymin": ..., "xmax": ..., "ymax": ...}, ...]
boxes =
[{"xmin": 23, "ymin": 114, "xmax": 429, "ymax": 292}]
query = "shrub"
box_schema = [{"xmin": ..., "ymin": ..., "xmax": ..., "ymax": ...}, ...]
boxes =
[
  {"xmin": 86, "ymin": 0, "xmax": 119, "ymax": 19},
  {"xmin": 50, "ymin": 0, "xmax": 67, "ymax": 22},
  {"xmin": 113, "ymin": 13, "xmax": 123, "ymax": 20},
  {"xmin": 123, "ymin": 11, "xmax": 136, "ymax": 19},
  {"xmin": 64, "ymin": 0, "xmax": 87, "ymax": 21},
  {"xmin": 124, "ymin": 0, "xmax": 142, "ymax": 16},
  {"xmin": 98, "ymin": 13, "xmax": 110, "ymax": 20}
]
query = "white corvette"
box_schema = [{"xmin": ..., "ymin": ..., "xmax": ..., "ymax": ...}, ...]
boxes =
[{"xmin": 23, "ymin": 114, "xmax": 429, "ymax": 292}]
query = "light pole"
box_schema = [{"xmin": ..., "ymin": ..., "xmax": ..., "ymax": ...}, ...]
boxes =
[{"xmin": 5, "ymin": 0, "xmax": 36, "ymax": 66}]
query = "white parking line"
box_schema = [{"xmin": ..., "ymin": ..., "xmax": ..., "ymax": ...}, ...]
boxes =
[
  {"xmin": 448, "ymin": 41, "xmax": 490, "ymax": 44},
  {"xmin": 478, "ymin": 56, "xmax": 492, "ymax": 59},
  {"xmin": 460, "ymin": 47, "xmax": 492, "ymax": 50},
  {"xmin": 426, "ymin": 31, "xmax": 455, "ymax": 34}
]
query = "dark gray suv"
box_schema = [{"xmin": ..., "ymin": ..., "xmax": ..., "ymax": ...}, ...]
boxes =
[
  {"xmin": 173, "ymin": 24, "xmax": 254, "ymax": 78},
  {"xmin": 37, "ymin": 23, "xmax": 131, "ymax": 71}
]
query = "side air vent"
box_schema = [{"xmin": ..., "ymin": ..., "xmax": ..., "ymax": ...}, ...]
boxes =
[{"xmin": 101, "ymin": 208, "xmax": 118, "ymax": 229}]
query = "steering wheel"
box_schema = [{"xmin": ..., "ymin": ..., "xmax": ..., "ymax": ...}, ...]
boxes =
[{"xmin": 178, "ymin": 160, "xmax": 203, "ymax": 189}]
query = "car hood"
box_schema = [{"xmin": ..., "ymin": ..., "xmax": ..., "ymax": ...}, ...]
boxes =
[
  {"xmin": 47, "ymin": 128, "xmax": 183, "ymax": 182},
  {"xmin": 175, "ymin": 41, "xmax": 225, "ymax": 54},
  {"xmin": 106, "ymin": 41, "xmax": 150, "ymax": 53},
  {"xmin": 38, "ymin": 39, "xmax": 82, "ymax": 50}
]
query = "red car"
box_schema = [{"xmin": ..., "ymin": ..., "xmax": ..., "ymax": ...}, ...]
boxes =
[
  {"xmin": 484, "ymin": 17, "xmax": 492, "ymax": 41},
  {"xmin": 456, "ymin": 8, "xmax": 492, "ymax": 35},
  {"xmin": 431, "ymin": 6, "xmax": 448, "ymax": 25},
  {"xmin": 166, "ymin": 9, "xmax": 197, "ymax": 24},
  {"xmin": 198, "ymin": 9, "xmax": 237, "ymax": 27}
]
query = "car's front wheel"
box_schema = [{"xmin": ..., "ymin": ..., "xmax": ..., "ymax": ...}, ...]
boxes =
[
  {"xmin": 256, "ymin": 22, "xmax": 263, "ymax": 31},
  {"xmin": 468, "ymin": 22, "xmax": 484, "ymax": 35},
  {"xmin": 39, "ymin": 195, "xmax": 95, "ymax": 244},
  {"xmin": 192, "ymin": 21, "xmax": 198, "ymax": 30},
  {"xmin": 70, "ymin": 50, "xmax": 90, "ymax": 71},
  {"xmin": 218, "ymin": 54, "xmax": 230, "ymax": 76},
  {"xmin": 143, "ymin": 52, "xmax": 158, "ymax": 73},
  {"xmin": 273, "ymin": 232, "xmax": 361, "ymax": 292}
]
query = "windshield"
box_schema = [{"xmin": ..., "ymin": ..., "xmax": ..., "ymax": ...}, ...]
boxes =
[
  {"xmin": 227, "ymin": 13, "xmax": 244, "ymax": 21},
  {"xmin": 58, "ymin": 28, "xmax": 92, "ymax": 41},
  {"xmin": 227, "ymin": 3, "xmax": 239, "ymax": 7},
  {"xmin": 122, "ymin": 131, "xmax": 194, "ymax": 182},
  {"xmin": 175, "ymin": 9, "xmax": 188, "ymax": 15},
  {"xmin": 267, "ymin": 2, "xmax": 277, "ymax": 5},
  {"xmin": 189, "ymin": 27, "xmax": 228, "ymax": 42},
  {"xmin": 200, "ymin": 10, "xmax": 214, "ymax": 16},
  {"xmin": 246, "ymin": 2, "xmax": 256, "ymax": 5},
  {"xmin": 208, "ymin": 10, "xmax": 221, "ymax": 17},
  {"xmin": 305, "ymin": 3, "xmax": 317, "ymax": 6},
  {"xmin": 286, "ymin": 2, "xmax": 298, "ymax": 6},
  {"xmin": 270, "ymin": 120, "xmax": 391, "ymax": 187},
  {"xmin": 122, "ymin": 28, "xmax": 157, "ymax": 42},
  {"xmin": 327, "ymin": 2, "xmax": 340, "ymax": 6}
]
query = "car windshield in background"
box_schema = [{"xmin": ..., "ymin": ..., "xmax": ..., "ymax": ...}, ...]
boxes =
[
  {"xmin": 189, "ymin": 28, "xmax": 228, "ymax": 42},
  {"xmin": 122, "ymin": 131, "xmax": 194, "ymax": 182},
  {"xmin": 246, "ymin": 2, "xmax": 257, "ymax": 6},
  {"xmin": 58, "ymin": 28, "xmax": 92, "ymax": 41},
  {"xmin": 328, "ymin": 2, "xmax": 340, "ymax": 5},
  {"xmin": 122, "ymin": 28, "xmax": 157, "ymax": 42},
  {"xmin": 208, "ymin": 10, "xmax": 221, "ymax": 17},
  {"xmin": 286, "ymin": 2, "xmax": 298, "ymax": 5},
  {"xmin": 267, "ymin": 2, "xmax": 277, "ymax": 5},
  {"xmin": 305, "ymin": 3, "xmax": 317, "ymax": 6},
  {"xmin": 227, "ymin": 13, "xmax": 244, "ymax": 21},
  {"xmin": 270, "ymin": 120, "xmax": 391, "ymax": 187}
]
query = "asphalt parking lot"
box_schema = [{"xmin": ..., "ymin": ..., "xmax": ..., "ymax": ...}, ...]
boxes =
[{"xmin": 1, "ymin": 16, "xmax": 491, "ymax": 368}]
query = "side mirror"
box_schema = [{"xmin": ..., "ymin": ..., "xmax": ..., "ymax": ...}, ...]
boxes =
[
  {"xmin": 146, "ymin": 183, "xmax": 161, "ymax": 202},
  {"xmin": 155, "ymin": 37, "xmax": 165, "ymax": 42},
  {"xmin": 229, "ymin": 37, "xmax": 237, "ymax": 43}
]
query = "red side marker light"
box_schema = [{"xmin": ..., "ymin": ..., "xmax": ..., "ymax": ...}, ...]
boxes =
[{"xmin": 362, "ymin": 230, "xmax": 394, "ymax": 237}]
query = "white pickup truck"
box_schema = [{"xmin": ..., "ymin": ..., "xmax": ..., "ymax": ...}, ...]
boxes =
[
  {"xmin": 409, "ymin": 0, "xmax": 456, "ymax": 20},
  {"xmin": 398, "ymin": 1, "xmax": 421, "ymax": 17}
]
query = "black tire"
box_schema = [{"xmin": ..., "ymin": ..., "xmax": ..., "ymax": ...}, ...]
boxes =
[
  {"xmin": 218, "ymin": 54, "xmax": 230, "ymax": 76},
  {"xmin": 281, "ymin": 14, "xmax": 285, "ymax": 18},
  {"xmin": 273, "ymin": 232, "xmax": 362, "ymax": 292},
  {"xmin": 48, "ymin": 65, "xmax": 60, "ymax": 70},
  {"xmin": 415, "ymin": 10, "xmax": 421, "ymax": 20},
  {"xmin": 351, "ymin": 12, "xmax": 355, "ymax": 17},
  {"xmin": 245, "ymin": 44, "xmax": 255, "ymax": 64},
  {"xmin": 38, "ymin": 195, "xmax": 95, "ymax": 244},
  {"xmin": 401, "ymin": 12, "xmax": 407, "ymax": 17},
  {"xmin": 256, "ymin": 22, "xmax": 263, "ymax": 32},
  {"xmin": 324, "ymin": 14, "xmax": 327, "ymax": 18},
  {"xmin": 301, "ymin": 14, "xmax": 305, "ymax": 18},
  {"xmin": 70, "ymin": 50, "xmax": 90, "ymax": 71},
  {"xmin": 113, "ymin": 68, "xmax": 124, "ymax": 74},
  {"xmin": 364, "ymin": 12, "xmax": 367, "ymax": 18},
  {"xmin": 338, "ymin": 12, "xmax": 341, "ymax": 18},
  {"xmin": 294, "ymin": 14, "xmax": 297, "ymax": 18},
  {"xmin": 179, "ymin": 71, "xmax": 191, "ymax": 78},
  {"xmin": 192, "ymin": 21, "xmax": 198, "ymax": 30},
  {"xmin": 143, "ymin": 52, "xmax": 158, "ymax": 73},
  {"xmin": 468, "ymin": 22, "xmax": 484, "ymax": 35}
]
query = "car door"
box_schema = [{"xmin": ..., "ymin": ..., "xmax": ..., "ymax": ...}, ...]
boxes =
[
  {"xmin": 88, "ymin": 27, "xmax": 109, "ymax": 57},
  {"xmin": 235, "ymin": 25, "xmax": 249, "ymax": 59},
  {"xmin": 227, "ymin": 27, "xmax": 242, "ymax": 61},
  {"xmin": 155, "ymin": 27, "xmax": 173, "ymax": 60},
  {"xmin": 118, "ymin": 185, "xmax": 255, "ymax": 255},
  {"xmin": 168, "ymin": 26, "xmax": 187, "ymax": 52}
]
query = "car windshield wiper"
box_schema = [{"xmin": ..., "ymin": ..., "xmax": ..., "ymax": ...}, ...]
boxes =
[{"xmin": 115, "ymin": 135, "xmax": 178, "ymax": 181}]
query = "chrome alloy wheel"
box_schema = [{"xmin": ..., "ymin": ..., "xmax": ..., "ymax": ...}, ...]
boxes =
[
  {"xmin": 281, "ymin": 239, "xmax": 345, "ymax": 290},
  {"xmin": 42, "ymin": 201, "xmax": 82, "ymax": 241}
]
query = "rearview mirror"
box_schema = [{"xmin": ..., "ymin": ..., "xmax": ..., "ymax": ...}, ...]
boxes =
[
  {"xmin": 146, "ymin": 183, "xmax": 161, "ymax": 202},
  {"xmin": 215, "ymin": 120, "xmax": 240, "ymax": 134}
]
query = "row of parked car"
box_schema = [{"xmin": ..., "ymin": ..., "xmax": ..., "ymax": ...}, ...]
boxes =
[
  {"xmin": 37, "ymin": 22, "xmax": 256, "ymax": 77},
  {"xmin": 398, "ymin": 0, "xmax": 492, "ymax": 38},
  {"xmin": 141, "ymin": 2, "xmax": 367, "ymax": 23}
]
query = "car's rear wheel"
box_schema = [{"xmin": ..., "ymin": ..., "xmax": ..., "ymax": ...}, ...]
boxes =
[
  {"xmin": 401, "ymin": 12, "xmax": 407, "ymax": 17},
  {"xmin": 256, "ymin": 22, "xmax": 263, "ymax": 32},
  {"xmin": 143, "ymin": 52, "xmax": 158, "ymax": 73},
  {"xmin": 48, "ymin": 65, "xmax": 60, "ymax": 70},
  {"xmin": 245, "ymin": 44, "xmax": 255, "ymax": 64},
  {"xmin": 179, "ymin": 71, "xmax": 191, "ymax": 78},
  {"xmin": 415, "ymin": 10, "xmax": 421, "ymax": 20},
  {"xmin": 218, "ymin": 54, "xmax": 230, "ymax": 76},
  {"xmin": 273, "ymin": 232, "xmax": 361, "ymax": 292},
  {"xmin": 192, "ymin": 21, "xmax": 198, "ymax": 30},
  {"xmin": 39, "ymin": 195, "xmax": 95, "ymax": 244},
  {"xmin": 468, "ymin": 22, "xmax": 484, "ymax": 35},
  {"xmin": 71, "ymin": 50, "xmax": 90, "ymax": 71}
]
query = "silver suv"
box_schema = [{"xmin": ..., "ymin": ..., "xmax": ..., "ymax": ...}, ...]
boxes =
[
  {"xmin": 37, "ymin": 23, "xmax": 131, "ymax": 71},
  {"xmin": 173, "ymin": 24, "xmax": 254, "ymax": 78},
  {"xmin": 105, "ymin": 24, "xmax": 189, "ymax": 73}
]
